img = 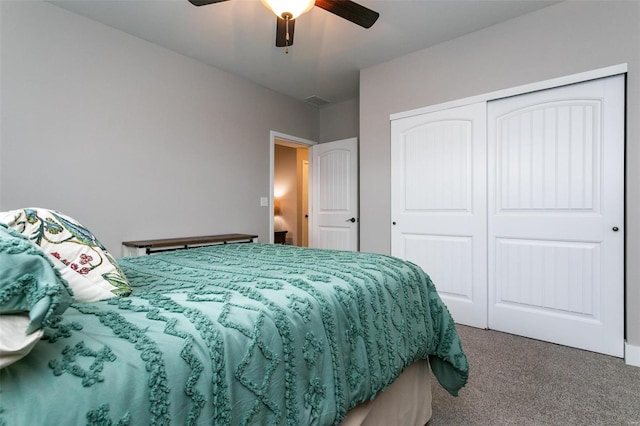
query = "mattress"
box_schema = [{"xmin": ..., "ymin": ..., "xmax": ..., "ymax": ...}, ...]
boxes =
[{"xmin": 341, "ymin": 360, "xmax": 432, "ymax": 426}]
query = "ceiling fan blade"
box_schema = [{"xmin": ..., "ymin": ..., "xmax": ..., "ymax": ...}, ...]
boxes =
[
  {"xmin": 187, "ymin": 0, "xmax": 228, "ymax": 6},
  {"xmin": 275, "ymin": 17, "xmax": 296, "ymax": 47},
  {"xmin": 314, "ymin": 0, "xmax": 379, "ymax": 28}
]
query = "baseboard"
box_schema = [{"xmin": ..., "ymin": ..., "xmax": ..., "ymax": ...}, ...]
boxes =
[{"xmin": 625, "ymin": 341, "xmax": 640, "ymax": 367}]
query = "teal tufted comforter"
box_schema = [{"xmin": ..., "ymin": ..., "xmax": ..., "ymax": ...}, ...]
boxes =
[{"xmin": 0, "ymin": 243, "xmax": 467, "ymax": 425}]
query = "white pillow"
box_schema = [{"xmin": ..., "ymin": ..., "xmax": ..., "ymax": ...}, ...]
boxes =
[{"xmin": 0, "ymin": 314, "xmax": 44, "ymax": 369}]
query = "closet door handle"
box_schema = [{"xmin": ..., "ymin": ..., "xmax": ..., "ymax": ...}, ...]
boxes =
[{"xmin": 346, "ymin": 217, "xmax": 356, "ymax": 223}]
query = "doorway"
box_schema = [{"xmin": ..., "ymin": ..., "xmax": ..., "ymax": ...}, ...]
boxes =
[
  {"xmin": 269, "ymin": 131, "xmax": 315, "ymax": 246},
  {"xmin": 270, "ymin": 132, "xmax": 359, "ymax": 251}
]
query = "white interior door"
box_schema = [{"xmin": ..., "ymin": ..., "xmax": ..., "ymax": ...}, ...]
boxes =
[
  {"xmin": 310, "ymin": 138, "xmax": 358, "ymax": 251},
  {"xmin": 391, "ymin": 103, "xmax": 488, "ymax": 328},
  {"xmin": 487, "ymin": 75, "xmax": 625, "ymax": 357}
]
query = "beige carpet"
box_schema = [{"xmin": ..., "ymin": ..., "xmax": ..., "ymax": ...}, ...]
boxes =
[{"xmin": 429, "ymin": 325, "xmax": 640, "ymax": 425}]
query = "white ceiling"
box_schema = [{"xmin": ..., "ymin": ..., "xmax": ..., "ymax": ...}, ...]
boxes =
[{"xmin": 50, "ymin": 0, "xmax": 558, "ymax": 106}]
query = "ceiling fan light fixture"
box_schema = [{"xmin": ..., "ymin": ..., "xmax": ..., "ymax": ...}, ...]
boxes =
[{"xmin": 260, "ymin": 0, "xmax": 315, "ymax": 20}]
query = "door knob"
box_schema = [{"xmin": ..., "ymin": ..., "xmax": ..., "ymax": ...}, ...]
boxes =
[
  {"xmin": 613, "ymin": 226, "xmax": 619, "ymax": 232},
  {"xmin": 346, "ymin": 217, "xmax": 356, "ymax": 223}
]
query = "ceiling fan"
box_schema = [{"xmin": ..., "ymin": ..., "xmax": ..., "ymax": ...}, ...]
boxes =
[{"xmin": 188, "ymin": 0, "xmax": 379, "ymax": 51}]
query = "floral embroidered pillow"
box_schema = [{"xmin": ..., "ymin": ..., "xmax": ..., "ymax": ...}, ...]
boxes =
[{"xmin": 0, "ymin": 208, "xmax": 131, "ymax": 297}]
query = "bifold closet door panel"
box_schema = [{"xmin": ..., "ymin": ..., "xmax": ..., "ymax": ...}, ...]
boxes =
[
  {"xmin": 391, "ymin": 102, "xmax": 488, "ymax": 328},
  {"xmin": 487, "ymin": 75, "xmax": 625, "ymax": 357}
]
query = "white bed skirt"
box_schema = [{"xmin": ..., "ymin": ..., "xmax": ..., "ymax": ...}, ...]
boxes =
[{"xmin": 340, "ymin": 360, "xmax": 432, "ymax": 426}]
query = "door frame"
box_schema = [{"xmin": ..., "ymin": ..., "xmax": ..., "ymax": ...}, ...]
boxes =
[
  {"xmin": 269, "ymin": 131, "xmax": 316, "ymax": 243},
  {"xmin": 301, "ymin": 160, "xmax": 309, "ymax": 247}
]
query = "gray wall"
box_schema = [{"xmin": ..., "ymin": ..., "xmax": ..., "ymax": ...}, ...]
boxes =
[
  {"xmin": 319, "ymin": 98, "xmax": 359, "ymax": 143},
  {"xmin": 360, "ymin": 1, "xmax": 640, "ymax": 347},
  {"xmin": 0, "ymin": 1, "xmax": 318, "ymax": 253}
]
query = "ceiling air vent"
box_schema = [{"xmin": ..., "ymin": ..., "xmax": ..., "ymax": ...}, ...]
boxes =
[{"xmin": 304, "ymin": 95, "xmax": 330, "ymax": 107}]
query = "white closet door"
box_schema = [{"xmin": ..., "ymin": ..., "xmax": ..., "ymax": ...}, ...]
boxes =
[
  {"xmin": 487, "ymin": 75, "xmax": 625, "ymax": 357},
  {"xmin": 391, "ymin": 102, "xmax": 487, "ymax": 328}
]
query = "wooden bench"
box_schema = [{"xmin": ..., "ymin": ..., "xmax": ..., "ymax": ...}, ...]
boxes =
[{"xmin": 122, "ymin": 233, "xmax": 259, "ymax": 256}]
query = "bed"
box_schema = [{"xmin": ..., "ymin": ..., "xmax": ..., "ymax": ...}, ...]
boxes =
[{"xmin": 0, "ymin": 208, "xmax": 468, "ymax": 425}]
